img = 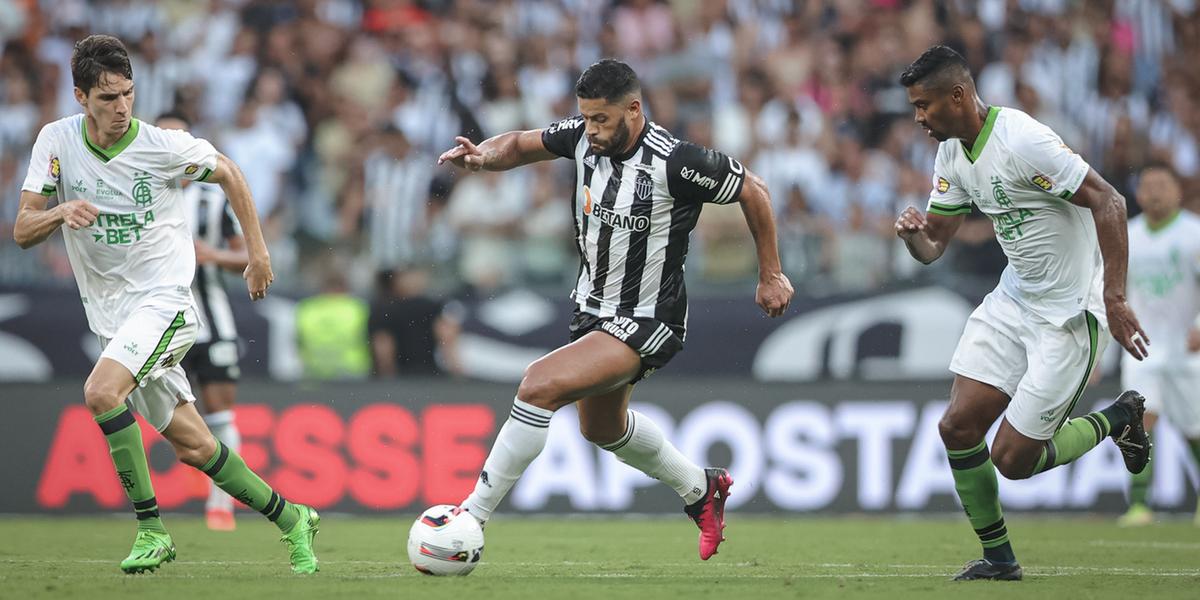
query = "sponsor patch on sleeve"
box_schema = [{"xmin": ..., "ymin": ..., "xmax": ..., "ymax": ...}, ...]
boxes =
[
  {"xmin": 49, "ymin": 157, "xmax": 60, "ymax": 179},
  {"xmin": 1031, "ymin": 173, "xmax": 1053, "ymax": 191},
  {"xmin": 936, "ymin": 176, "xmax": 950, "ymax": 194},
  {"xmin": 184, "ymin": 164, "xmax": 199, "ymax": 176}
]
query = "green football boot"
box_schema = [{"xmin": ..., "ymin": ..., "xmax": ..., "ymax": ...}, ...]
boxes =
[
  {"xmin": 120, "ymin": 530, "xmax": 176, "ymax": 574},
  {"xmin": 281, "ymin": 504, "xmax": 320, "ymax": 574},
  {"xmin": 1117, "ymin": 503, "xmax": 1154, "ymax": 527}
]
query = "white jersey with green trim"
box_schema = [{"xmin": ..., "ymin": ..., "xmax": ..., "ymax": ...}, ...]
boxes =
[
  {"xmin": 21, "ymin": 114, "xmax": 218, "ymax": 338},
  {"xmin": 1123, "ymin": 211, "xmax": 1200, "ymax": 369},
  {"xmin": 925, "ymin": 106, "xmax": 1103, "ymax": 328}
]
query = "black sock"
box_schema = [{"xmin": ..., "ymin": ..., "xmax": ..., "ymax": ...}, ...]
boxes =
[
  {"xmin": 984, "ymin": 541, "xmax": 1016, "ymax": 564},
  {"xmin": 1099, "ymin": 401, "xmax": 1132, "ymax": 434}
]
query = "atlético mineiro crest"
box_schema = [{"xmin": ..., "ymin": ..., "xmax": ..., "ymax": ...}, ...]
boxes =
[{"xmin": 634, "ymin": 170, "xmax": 653, "ymax": 201}]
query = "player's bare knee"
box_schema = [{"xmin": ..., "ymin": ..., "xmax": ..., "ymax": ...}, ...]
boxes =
[
  {"xmin": 517, "ymin": 366, "xmax": 565, "ymax": 411},
  {"xmin": 938, "ymin": 413, "xmax": 980, "ymax": 449},
  {"xmin": 82, "ymin": 380, "xmax": 123, "ymax": 415}
]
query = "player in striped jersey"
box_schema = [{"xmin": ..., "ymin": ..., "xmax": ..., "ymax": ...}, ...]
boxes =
[
  {"xmin": 439, "ymin": 59, "xmax": 793, "ymax": 559},
  {"xmin": 158, "ymin": 112, "xmax": 247, "ymax": 532}
]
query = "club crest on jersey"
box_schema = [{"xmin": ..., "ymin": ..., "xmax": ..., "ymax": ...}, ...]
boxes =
[
  {"xmin": 132, "ymin": 172, "xmax": 153, "ymax": 207},
  {"xmin": 936, "ymin": 176, "xmax": 950, "ymax": 194},
  {"xmin": 635, "ymin": 170, "xmax": 653, "ymax": 200},
  {"xmin": 1031, "ymin": 174, "xmax": 1053, "ymax": 191}
]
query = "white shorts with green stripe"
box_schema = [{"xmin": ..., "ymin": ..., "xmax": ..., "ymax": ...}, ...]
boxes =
[
  {"xmin": 99, "ymin": 304, "xmax": 199, "ymax": 432},
  {"xmin": 950, "ymin": 290, "xmax": 1108, "ymax": 441}
]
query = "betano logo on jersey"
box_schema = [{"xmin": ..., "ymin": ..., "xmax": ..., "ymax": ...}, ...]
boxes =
[
  {"xmin": 582, "ymin": 186, "xmax": 650, "ymax": 232},
  {"xmin": 679, "ymin": 166, "xmax": 718, "ymax": 190}
]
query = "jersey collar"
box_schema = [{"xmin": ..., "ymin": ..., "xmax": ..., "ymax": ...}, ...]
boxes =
[
  {"xmin": 81, "ymin": 117, "xmax": 140, "ymax": 163},
  {"xmin": 961, "ymin": 106, "xmax": 999, "ymax": 164},
  {"xmin": 1146, "ymin": 209, "xmax": 1181, "ymax": 233},
  {"xmin": 612, "ymin": 119, "xmax": 650, "ymax": 163}
]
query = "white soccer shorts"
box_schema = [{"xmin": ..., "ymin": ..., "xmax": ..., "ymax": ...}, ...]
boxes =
[
  {"xmin": 99, "ymin": 304, "xmax": 199, "ymax": 432},
  {"xmin": 950, "ymin": 290, "xmax": 1108, "ymax": 440},
  {"xmin": 1123, "ymin": 361, "xmax": 1200, "ymax": 438}
]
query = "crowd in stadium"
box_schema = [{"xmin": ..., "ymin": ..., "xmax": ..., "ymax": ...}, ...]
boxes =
[{"xmin": 1, "ymin": 0, "xmax": 1197, "ymax": 299}]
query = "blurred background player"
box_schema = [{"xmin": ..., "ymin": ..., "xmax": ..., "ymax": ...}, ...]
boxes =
[
  {"xmin": 368, "ymin": 266, "xmax": 464, "ymax": 378},
  {"xmin": 1118, "ymin": 162, "xmax": 1200, "ymax": 527},
  {"xmin": 894, "ymin": 45, "xmax": 1150, "ymax": 581},
  {"xmin": 438, "ymin": 59, "xmax": 793, "ymax": 559},
  {"xmin": 157, "ymin": 111, "xmax": 248, "ymax": 532},
  {"xmin": 13, "ymin": 35, "xmax": 319, "ymax": 574}
]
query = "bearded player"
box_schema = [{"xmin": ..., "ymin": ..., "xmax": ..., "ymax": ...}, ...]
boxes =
[
  {"xmin": 438, "ymin": 59, "xmax": 793, "ymax": 559},
  {"xmin": 894, "ymin": 45, "xmax": 1151, "ymax": 581}
]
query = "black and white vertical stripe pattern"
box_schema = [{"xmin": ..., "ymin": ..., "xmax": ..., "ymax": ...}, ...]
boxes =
[
  {"xmin": 182, "ymin": 183, "xmax": 238, "ymax": 344},
  {"xmin": 365, "ymin": 152, "xmax": 432, "ymax": 267},
  {"xmin": 569, "ymin": 122, "xmax": 709, "ymax": 333},
  {"xmin": 509, "ymin": 401, "xmax": 552, "ymax": 429}
]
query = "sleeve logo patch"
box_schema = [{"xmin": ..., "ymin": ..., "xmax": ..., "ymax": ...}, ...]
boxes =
[
  {"xmin": 936, "ymin": 176, "xmax": 950, "ymax": 194},
  {"xmin": 49, "ymin": 157, "xmax": 60, "ymax": 180},
  {"xmin": 1031, "ymin": 174, "xmax": 1053, "ymax": 191},
  {"xmin": 184, "ymin": 164, "xmax": 199, "ymax": 176}
]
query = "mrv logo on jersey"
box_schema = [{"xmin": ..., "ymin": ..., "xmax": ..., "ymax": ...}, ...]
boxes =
[{"xmin": 679, "ymin": 167, "xmax": 718, "ymax": 190}]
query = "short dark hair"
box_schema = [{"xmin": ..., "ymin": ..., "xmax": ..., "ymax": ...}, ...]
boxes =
[
  {"xmin": 1141, "ymin": 160, "xmax": 1179, "ymax": 181},
  {"xmin": 899, "ymin": 45, "xmax": 971, "ymax": 90},
  {"xmin": 575, "ymin": 59, "xmax": 640, "ymax": 103},
  {"xmin": 71, "ymin": 34, "xmax": 133, "ymax": 94},
  {"xmin": 155, "ymin": 109, "xmax": 191, "ymax": 128}
]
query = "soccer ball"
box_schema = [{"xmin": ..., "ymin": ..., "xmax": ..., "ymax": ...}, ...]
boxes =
[{"xmin": 407, "ymin": 504, "xmax": 485, "ymax": 576}]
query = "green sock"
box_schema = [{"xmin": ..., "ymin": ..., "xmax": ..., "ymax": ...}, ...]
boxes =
[
  {"xmin": 1033, "ymin": 412, "xmax": 1111, "ymax": 474},
  {"xmin": 947, "ymin": 441, "xmax": 1015, "ymax": 563},
  {"xmin": 1128, "ymin": 433, "xmax": 1153, "ymax": 507},
  {"xmin": 201, "ymin": 441, "xmax": 300, "ymax": 532},
  {"xmin": 94, "ymin": 404, "xmax": 167, "ymax": 534}
]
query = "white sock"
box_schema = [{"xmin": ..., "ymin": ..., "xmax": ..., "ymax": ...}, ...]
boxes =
[
  {"xmin": 461, "ymin": 398, "xmax": 553, "ymax": 523},
  {"xmin": 204, "ymin": 409, "xmax": 241, "ymax": 512},
  {"xmin": 601, "ymin": 410, "xmax": 707, "ymax": 505}
]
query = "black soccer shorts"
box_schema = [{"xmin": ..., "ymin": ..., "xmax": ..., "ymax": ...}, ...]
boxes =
[
  {"xmin": 181, "ymin": 339, "xmax": 242, "ymax": 384},
  {"xmin": 568, "ymin": 309, "xmax": 684, "ymax": 383}
]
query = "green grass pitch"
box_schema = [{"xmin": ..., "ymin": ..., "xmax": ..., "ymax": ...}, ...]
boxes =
[{"xmin": 1, "ymin": 515, "xmax": 1197, "ymax": 599}]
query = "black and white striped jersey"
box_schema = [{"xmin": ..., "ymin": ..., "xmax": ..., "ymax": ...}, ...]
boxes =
[
  {"xmin": 181, "ymin": 182, "xmax": 240, "ymax": 344},
  {"xmin": 542, "ymin": 116, "xmax": 745, "ymax": 338}
]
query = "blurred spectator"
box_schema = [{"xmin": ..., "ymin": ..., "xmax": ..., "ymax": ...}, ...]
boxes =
[
  {"xmin": 368, "ymin": 267, "xmax": 464, "ymax": 378},
  {"xmin": 1, "ymin": 0, "xmax": 1198, "ymax": 303},
  {"xmin": 295, "ymin": 266, "xmax": 371, "ymax": 380}
]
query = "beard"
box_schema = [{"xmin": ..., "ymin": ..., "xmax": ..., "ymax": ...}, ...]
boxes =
[{"xmin": 592, "ymin": 118, "xmax": 632, "ymax": 157}]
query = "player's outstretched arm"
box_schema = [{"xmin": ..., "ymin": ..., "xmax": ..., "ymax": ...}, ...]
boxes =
[
  {"xmin": 436, "ymin": 130, "xmax": 556, "ymax": 172},
  {"xmin": 1068, "ymin": 168, "xmax": 1149, "ymax": 360},
  {"xmin": 737, "ymin": 169, "xmax": 793, "ymax": 317},
  {"xmin": 894, "ymin": 207, "xmax": 963, "ymax": 264},
  {"xmin": 206, "ymin": 153, "xmax": 273, "ymax": 301},
  {"xmin": 13, "ymin": 191, "xmax": 98, "ymax": 249}
]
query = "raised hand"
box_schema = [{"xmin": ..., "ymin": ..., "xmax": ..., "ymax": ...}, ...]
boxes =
[
  {"xmin": 57, "ymin": 200, "xmax": 100, "ymax": 230},
  {"xmin": 894, "ymin": 206, "xmax": 927, "ymax": 240},
  {"xmin": 437, "ymin": 136, "xmax": 485, "ymax": 171}
]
